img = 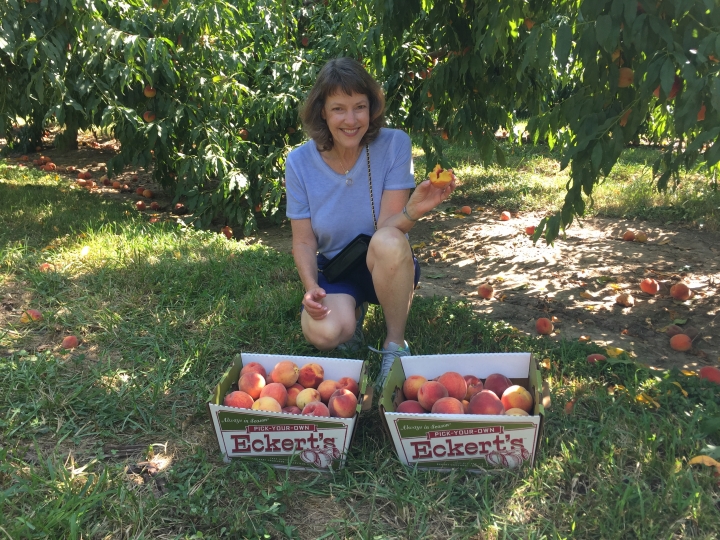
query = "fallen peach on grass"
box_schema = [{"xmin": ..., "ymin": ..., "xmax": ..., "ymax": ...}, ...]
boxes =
[
  {"xmin": 20, "ymin": 309, "xmax": 43, "ymax": 323},
  {"xmin": 640, "ymin": 278, "xmax": 660, "ymax": 295},
  {"xmin": 699, "ymin": 366, "xmax": 720, "ymax": 385},
  {"xmin": 535, "ymin": 317, "xmax": 553, "ymax": 335},
  {"xmin": 670, "ymin": 282, "xmax": 691, "ymax": 301},
  {"xmin": 477, "ymin": 283, "xmax": 493, "ymax": 300},
  {"xmin": 61, "ymin": 336, "xmax": 79, "ymax": 349},
  {"xmin": 669, "ymin": 334, "xmax": 692, "ymax": 352}
]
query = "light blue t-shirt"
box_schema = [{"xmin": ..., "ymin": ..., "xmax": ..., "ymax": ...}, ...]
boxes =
[{"xmin": 285, "ymin": 128, "xmax": 416, "ymax": 259}]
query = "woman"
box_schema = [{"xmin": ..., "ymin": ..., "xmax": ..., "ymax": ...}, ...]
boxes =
[{"xmin": 285, "ymin": 57, "xmax": 456, "ymax": 385}]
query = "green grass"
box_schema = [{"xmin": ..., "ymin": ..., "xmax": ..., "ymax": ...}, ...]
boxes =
[
  {"xmin": 413, "ymin": 138, "xmax": 720, "ymax": 230},
  {"xmin": 1, "ymin": 161, "xmax": 719, "ymax": 539}
]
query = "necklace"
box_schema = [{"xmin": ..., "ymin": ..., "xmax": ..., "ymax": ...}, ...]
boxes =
[{"xmin": 336, "ymin": 149, "xmax": 357, "ymax": 186}]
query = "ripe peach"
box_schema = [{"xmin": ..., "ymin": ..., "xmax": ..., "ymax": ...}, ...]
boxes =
[
  {"xmin": 238, "ymin": 372, "xmax": 265, "ymax": 399},
  {"xmin": 634, "ymin": 231, "xmax": 648, "ymax": 243},
  {"xmin": 271, "ymin": 360, "xmax": 299, "ymax": 387},
  {"xmin": 429, "ymin": 164, "xmax": 453, "ymax": 188},
  {"xmin": 460, "ymin": 206, "xmax": 471, "ymax": 215},
  {"xmin": 396, "ymin": 400, "xmax": 426, "ymax": 413},
  {"xmin": 260, "ymin": 382, "xmax": 288, "ymax": 408},
  {"xmin": 465, "ymin": 376, "xmax": 484, "ymax": 400},
  {"xmin": 318, "ymin": 379, "xmax": 341, "ymax": 403},
  {"xmin": 337, "ymin": 376, "xmax": 359, "ymax": 397},
  {"xmin": 640, "ymin": 278, "xmax": 660, "ymax": 295},
  {"xmin": 698, "ymin": 366, "xmax": 720, "ymax": 385},
  {"xmin": 223, "ymin": 391, "xmax": 254, "ymax": 409},
  {"xmin": 20, "ymin": 309, "xmax": 43, "ymax": 323},
  {"xmin": 483, "ymin": 373, "xmax": 512, "ymax": 398},
  {"xmin": 665, "ymin": 325, "xmax": 684, "ymax": 337},
  {"xmin": 240, "ymin": 128, "xmax": 250, "ymax": 141},
  {"xmin": 535, "ymin": 317, "xmax": 553, "ymax": 335},
  {"xmin": 143, "ymin": 85, "xmax": 157, "ymax": 98},
  {"xmin": 467, "ymin": 390, "xmax": 505, "ymax": 415},
  {"xmin": 505, "ymin": 408, "xmax": 530, "ymax": 416},
  {"xmin": 500, "ymin": 211, "xmax": 511, "ymax": 221},
  {"xmin": 221, "ymin": 226, "xmax": 232, "ymax": 239},
  {"xmin": 328, "ymin": 389, "xmax": 358, "ymax": 418},
  {"xmin": 302, "ymin": 401, "xmax": 330, "ymax": 417},
  {"xmin": 136, "ymin": 187, "xmax": 145, "ymax": 195},
  {"xmin": 298, "ymin": 363, "xmax": 324, "ymax": 388},
  {"xmin": 431, "ymin": 397, "xmax": 465, "ymax": 414},
  {"xmin": 669, "ymin": 334, "xmax": 692, "ymax": 352},
  {"xmin": 150, "ymin": 201, "xmax": 160, "ymax": 210},
  {"xmin": 670, "ymin": 282, "xmax": 691, "ymax": 301},
  {"xmin": 143, "ymin": 111, "xmax": 156, "ymax": 122},
  {"xmin": 61, "ymin": 335, "xmax": 79, "ymax": 349},
  {"xmin": 402, "ymin": 375, "xmax": 427, "ymax": 401},
  {"xmin": 136, "ymin": 201, "xmax": 146, "ymax": 211},
  {"xmin": 525, "ymin": 226, "xmax": 535, "ymax": 235},
  {"xmin": 436, "ymin": 371, "xmax": 468, "ymax": 401},
  {"xmin": 618, "ymin": 67, "xmax": 634, "ymax": 87},
  {"xmin": 142, "ymin": 189, "xmax": 154, "ymax": 199},
  {"xmin": 586, "ymin": 354, "xmax": 607, "ymax": 363},
  {"xmin": 477, "ymin": 283, "xmax": 493, "ymax": 300},
  {"xmin": 282, "ymin": 406, "xmax": 302, "ymax": 414},
  {"xmin": 38, "ymin": 263, "xmax": 54, "ymax": 272},
  {"xmin": 112, "ymin": 181, "xmax": 122, "ymax": 189},
  {"xmin": 622, "ymin": 230, "xmax": 635, "ymax": 241},
  {"xmin": 417, "ymin": 381, "xmax": 449, "ymax": 411},
  {"xmin": 241, "ymin": 362, "xmax": 267, "ymax": 379},
  {"xmin": 286, "ymin": 383, "xmax": 304, "ymax": 407},
  {"xmin": 252, "ymin": 396, "xmax": 282, "ymax": 412},
  {"xmin": 615, "ymin": 292, "xmax": 635, "ymax": 307},
  {"xmin": 619, "ymin": 108, "xmax": 631, "ymax": 127},
  {"xmin": 698, "ymin": 104, "xmax": 706, "ymax": 121},
  {"xmin": 500, "ymin": 385, "xmax": 533, "ymax": 413},
  {"xmin": 295, "ymin": 388, "xmax": 321, "ymax": 410},
  {"xmin": 461, "ymin": 400, "xmax": 470, "ymax": 413}
]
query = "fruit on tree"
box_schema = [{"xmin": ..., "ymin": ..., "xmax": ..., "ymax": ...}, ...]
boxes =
[
  {"xmin": 477, "ymin": 283, "xmax": 493, "ymax": 299},
  {"xmin": 523, "ymin": 18, "xmax": 535, "ymax": 30},
  {"xmin": 653, "ymin": 76, "xmax": 682, "ymax": 99},
  {"xmin": 239, "ymin": 129, "xmax": 249, "ymax": 141},
  {"xmin": 619, "ymin": 109, "xmax": 632, "ymax": 127},
  {"xmin": 143, "ymin": 85, "xmax": 157, "ymax": 98},
  {"xmin": 221, "ymin": 226, "xmax": 232, "ymax": 239},
  {"xmin": 436, "ymin": 371, "xmax": 468, "ymax": 401},
  {"xmin": 640, "ymin": 278, "xmax": 660, "ymax": 295},
  {"xmin": 484, "ymin": 373, "xmax": 512, "ymax": 398},
  {"xmin": 143, "ymin": 111, "xmax": 156, "ymax": 122},
  {"xmin": 429, "ymin": 164, "xmax": 453, "ymax": 188},
  {"xmin": 20, "ymin": 309, "xmax": 43, "ymax": 323},
  {"xmin": 698, "ymin": 366, "xmax": 720, "ymax": 385},
  {"xmin": 618, "ymin": 67, "xmax": 634, "ymax": 87},
  {"xmin": 402, "ymin": 375, "xmax": 427, "ymax": 401},
  {"xmin": 500, "ymin": 385, "xmax": 533, "ymax": 413},
  {"xmin": 669, "ymin": 334, "xmax": 692, "ymax": 351},
  {"xmin": 223, "ymin": 390, "xmax": 254, "ymax": 408},
  {"xmin": 61, "ymin": 335, "xmax": 79, "ymax": 349},
  {"xmin": 417, "ymin": 381, "xmax": 449, "ymax": 411},
  {"xmin": 301, "ymin": 36, "xmax": 309, "ymax": 47},
  {"xmin": 535, "ymin": 317, "xmax": 553, "ymax": 335},
  {"xmin": 467, "ymin": 390, "xmax": 505, "ymax": 415},
  {"xmin": 698, "ymin": 104, "xmax": 706, "ymax": 121},
  {"xmin": 431, "ymin": 396, "xmax": 465, "ymax": 414},
  {"xmin": 670, "ymin": 282, "xmax": 691, "ymax": 301}
]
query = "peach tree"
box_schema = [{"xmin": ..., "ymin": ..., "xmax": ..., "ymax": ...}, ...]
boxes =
[{"xmin": 375, "ymin": 0, "xmax": 720, "ymax": 242}]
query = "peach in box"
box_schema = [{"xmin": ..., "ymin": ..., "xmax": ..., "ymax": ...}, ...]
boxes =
[
  {"xmin": 431, "ymin": 397, "xmax": 465, "ymax": 414},
  {"xmin": 260, "ymin": 382, "xmax": 288, "ymax": 408},
  {"xmin": 318, "ymin": 380, "xmax": 340, "ymax": 403},
  {"xmin": 402, "ymin": 375, "xmax": 427, "ymax": 401},
  {"xmin": 464, "ymin": 375, "xmax": 483, "ymax": 400},
  {"xmin": 238, "ymin": 372, "xmax": 265, "ymax": 399},
  {"xmin": 417, "ymin": 381, "xmax": 448, "ymax": 411},
  {"xmin": 286, "ymin": 383, "xmax": 304, "ymax": 407},
  {"xmin": 396, "ymin": 400, "xmax": 426, "ymax": 413},
  {"xmin": 223, "ymin": 391, "xmax": 254, "ymax": 409},
  {"xmin": 241, "ymin": 362, "xmax": 267, "ymax": 379},
  {"xmin": 483, "ymin": 373, "xmax": 512, "ymax": 398},
  {"xmin": 328, "ymin": 389, "xmax": 358, "ymax": 418},
  {"xmin": 302, "ymin": 401, "xmax": 330, "ymax": 417},
  {"xmin": 500, "ymin": 385, "xmax": 533, "ymax": 413},
  {"xmin": 271, "ymin": 360, "xmax": 299, "ymax": 387},
  {"xmin": 298, "ymin": 362, "xmax": 324, "ymax": 388},
  {"xmin": 282, "ymin": 406, "xmax": 302, "ymax": 414},
  {"xmin": 295, "ymin": 388, "xmax": 321, "ymax": 410},
  {"xmin": 337, "ymin": 376, "xmax": 359, "ymax": 397},
  {"xmin": 436, "ymin": 371, "xmax": 467, "ymax": 401},
  {"xmin": 252, "ymin": 397, "xmax": 282, "ymax": 412},
  {"xmin": 467, "ymin": 390, "xmax": 505, "ymax": 415}
]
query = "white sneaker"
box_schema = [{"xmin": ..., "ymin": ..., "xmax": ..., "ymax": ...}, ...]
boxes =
[{"xmin": 369, "ymin": 341, "xmax": 411, "ymax": 389}]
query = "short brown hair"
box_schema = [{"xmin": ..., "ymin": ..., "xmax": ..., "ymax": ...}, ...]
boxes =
[{"xmin": 300, "ymin": 57, "xmax": 385, "ymax": 152}]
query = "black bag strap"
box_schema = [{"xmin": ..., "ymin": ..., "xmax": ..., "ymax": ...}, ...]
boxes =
[{"xmin": 365, "ymin": 144, "xmax": 377, "ymax": 231}]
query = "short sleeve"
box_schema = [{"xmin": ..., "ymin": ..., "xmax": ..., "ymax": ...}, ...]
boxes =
[
  {"xmin": 285, "ymin": 153, "xmax": 311, "ymax": 220},
  {"xmin": 382, "ymin": 130, "xmax": 416, "ymax": 191}
]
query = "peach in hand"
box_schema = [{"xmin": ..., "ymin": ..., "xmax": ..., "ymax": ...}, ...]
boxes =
[
  {"xmin": 298, "ymin": 363, "xmax": 324, "ymax": 388},
  {"xmin": 328, "ymin": 389, "xmax": 358, "ymax": 418},
  {"xmin": 429, "ymin": 164, "xmax": 453, "ymax": 188}
]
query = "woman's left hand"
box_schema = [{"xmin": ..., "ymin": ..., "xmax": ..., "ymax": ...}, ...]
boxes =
[{"xmin": 405, "ymin": 169, "xmax": 457, "ymax": 219}]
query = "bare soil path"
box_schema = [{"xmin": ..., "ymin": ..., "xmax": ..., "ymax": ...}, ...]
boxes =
[{"xmin": 6, "ymin": 140, "xmax": 719, "ymax": 372}]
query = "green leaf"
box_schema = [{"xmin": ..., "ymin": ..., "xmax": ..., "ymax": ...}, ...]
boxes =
[
  {"xmin": 556, "ymin": 23, "xmax": 572, "ymax": 70},
  {"xmin": 660, "ymin": 58, "xmax": 676, "ymax": 95},
  {"xmin": 595, "ymin": 15, "xmax": 615, "ymax": 52},
  {"xmin": 591, "ymin": 143, "xmax": 603, "ymax": 172}
]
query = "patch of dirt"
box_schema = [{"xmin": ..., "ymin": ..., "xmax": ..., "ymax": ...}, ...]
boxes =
[{"xmin": 5, "ymin": 139, "xmax": 719, "ymax": 372}]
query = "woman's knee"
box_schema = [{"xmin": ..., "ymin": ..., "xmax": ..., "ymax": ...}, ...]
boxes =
[
  {"xmin": 302, "ymin": 314, "xmax": 355, "ymax": 351},
  {"xmin": 369, "ymin": 227, "xmax": 412, "ymax": 262}
]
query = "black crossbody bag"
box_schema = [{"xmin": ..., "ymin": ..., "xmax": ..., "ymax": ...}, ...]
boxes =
[{"xmin": 321, "ymin": 145, "xmax": 377, "ymax": 283}]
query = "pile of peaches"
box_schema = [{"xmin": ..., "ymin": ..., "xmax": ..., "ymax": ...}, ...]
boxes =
[
  {"xmin": 396, "ymin": 371, "xmax": 533, "ymax": 416},
  {"xmin": 223, "ymin": 361, "xmax": 359, "ymax": 418}
]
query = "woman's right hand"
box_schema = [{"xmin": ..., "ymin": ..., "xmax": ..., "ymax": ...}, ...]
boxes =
[{"xmin": 303, "ymin": 287, "xmax": 329, "ymax": 320}]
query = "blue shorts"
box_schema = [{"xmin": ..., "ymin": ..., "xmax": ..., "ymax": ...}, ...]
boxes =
[{"xmin": 316, "ymin": 253, "xmax": 421, "ymax": 308}]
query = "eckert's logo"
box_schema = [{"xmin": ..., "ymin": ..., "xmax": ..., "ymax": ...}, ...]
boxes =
[
  {"xmin": 407, "ymin": 425, "xmax": 530, "ymax": 466},
  {"xmin": 228, "ymin": 424, "xmax": 339, "ymax": 457}
]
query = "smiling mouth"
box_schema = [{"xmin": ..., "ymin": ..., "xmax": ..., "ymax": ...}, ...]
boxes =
[{"xmin": 340, "ymin": 128, "xmax": 360, "ymax": 135}]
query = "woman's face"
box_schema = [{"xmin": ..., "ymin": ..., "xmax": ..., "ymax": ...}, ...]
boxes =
[{"xmin": 321, "ymin": 91, "xmax": 370, "ymax": 153}]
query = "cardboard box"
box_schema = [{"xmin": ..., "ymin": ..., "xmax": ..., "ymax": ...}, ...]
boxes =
[
  {"xmin": 208, "ymin": 353, "xmax": 369, "ymax": 471},
  {"xmin": 379, "ymin": 352, "xmax": 545, "ymax": 472}
]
